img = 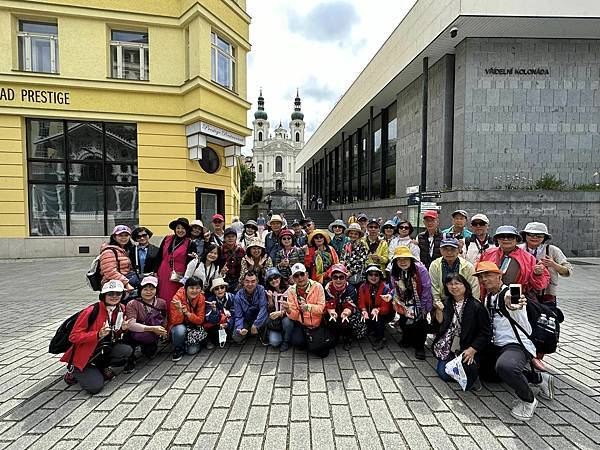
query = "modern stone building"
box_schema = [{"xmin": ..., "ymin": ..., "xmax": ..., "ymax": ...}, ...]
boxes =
[
  {"xmin": 251, "ymin": 90, "xmax": 304, "ymax": 197},
  {"xmin": 296, "ymin": 0, "xmax": 600, "ymax": 256}
]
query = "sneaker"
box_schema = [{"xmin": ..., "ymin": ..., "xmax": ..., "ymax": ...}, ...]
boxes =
[
  {"xmin": 101, "ymin": 368, "xmax": 115, "ymax": 381},
  {"xmin": 280, "ymin": 342, "xmax": 290, "ymax": 352},
  {"xmin": 537, "ymin": 372, "xmax": 554, "ymax": 400},
  {"xmin": 343, "ymin": 339, "xmax": 352, "ymax": 351},
  {"xmin": 123, "ymin": 359, "xmax": 135, "ymax": 374},
  {"xmin": 64, "ymin": 371, "xmax": 76, "ymax": 386},
  {"xmin": 414, "ymin": 348, "xmax": 426, "ymax": 360},
  {"xmin": 469, "ymin": 378, "xmax": 483, "ymax": 392},
  {"xmin": 172, "ymin": 350, "xmax": 184, "ymax": 362},
  {"xmin": 206, "ymin": 341, "xmax": 215, "ymax": 350},
  {"xmin": 372, "ymin": 338, "xmax": 386, "ymax": 351},
  {"xmin": 510, "ymin": 397, "xmax": 538, "ymax": 421}
]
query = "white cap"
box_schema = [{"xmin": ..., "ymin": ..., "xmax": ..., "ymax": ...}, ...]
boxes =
[
  {"xmin": 291, "ymin": 263, "xmax": 307, "ymax": 276},
  {"xmin": 101, "ymin": 279, "xmax": 125, "ymax": 294},
  {"xmin": 140, "ymin": 276, "xmax": 158, "ymax": 287},
  {"xmin": 471, "ymin": 213, "xmax": 490, "ymax": 224}
]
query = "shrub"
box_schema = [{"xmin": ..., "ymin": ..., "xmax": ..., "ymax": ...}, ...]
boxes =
[
  {"xmin": 533, "ymin": 174, "xmax": 566, "ymax": 190},
  {"xmin": 242, "ymin": 185, "xmax": 263, "ymax": 205}
]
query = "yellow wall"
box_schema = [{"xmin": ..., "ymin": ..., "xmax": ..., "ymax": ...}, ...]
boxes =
[{"xmin": 0, "ymin": 1, "xmax": 251, "ymax": 238}]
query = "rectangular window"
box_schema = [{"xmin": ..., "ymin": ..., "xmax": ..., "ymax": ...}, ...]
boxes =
[
  {"xmin": 386, "ymin": 104, "xmax": 397, "ymax": 198},
  {"xmin": 211, "ymin": 32, "xmax": 235, "ymax": 90},
  {"xmin": 110, "ymin": 30, "xmax": 148, "ymax": 80},
  {"xmin": 18, "ymin": 20, "xmax": 59, "ymax": 73},
  {"xmin": 27, "ymin": 119, "xmax": 138, "ymax": 236},
  {"xmin": 371, "ymin": 115, "xmax": 382, "ymax": 200}
]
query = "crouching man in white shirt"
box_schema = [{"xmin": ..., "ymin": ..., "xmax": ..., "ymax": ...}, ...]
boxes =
[{"xmin": 475, "ymin": 261, "xmax": 554, "ymax": 422}]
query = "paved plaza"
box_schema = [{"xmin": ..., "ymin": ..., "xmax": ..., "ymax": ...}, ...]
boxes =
[{"xmin": 0, "ymin": 257, "xmax": 599, "ymax": 449}]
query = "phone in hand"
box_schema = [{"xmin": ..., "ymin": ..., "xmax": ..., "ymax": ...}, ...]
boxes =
[{"xmin": 509, "ymin": 284, "xmax": 522, "ymax": 304}]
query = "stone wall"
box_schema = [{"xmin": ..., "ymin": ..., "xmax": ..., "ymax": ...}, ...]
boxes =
[{"xmin": 454, "ymin": 38, "xmax": 600, "ymax": 189}]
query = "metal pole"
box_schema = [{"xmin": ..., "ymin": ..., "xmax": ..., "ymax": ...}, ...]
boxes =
[{"xmin": 417, "ymin": 56, "xmax": 429, "ymax": 234}]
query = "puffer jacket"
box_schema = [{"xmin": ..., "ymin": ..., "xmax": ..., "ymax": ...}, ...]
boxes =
[
  {"xmin": 286, "ymin": 280, "xmax": 326, "ymax": 328},
  {"xmin": 99, "ymin": 244, "xmax": 132, "ymax": 286},
  {"xmin": 167, "ymin": 287, "xmax": 205, "ymax": 333},
  {"xmin": 358, "ymin": 281, "xmax": 394, "ymax": 316}
]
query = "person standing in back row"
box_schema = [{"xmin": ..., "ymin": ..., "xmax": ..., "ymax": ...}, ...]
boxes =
[{"xmin": 417, "ymin": 210, "xmax": 443, "ymax": 268}]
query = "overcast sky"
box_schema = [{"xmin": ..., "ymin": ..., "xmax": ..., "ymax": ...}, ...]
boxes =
[{"xmin": 243, "ymin": 0, "xmax": 416, "ymax": 154}]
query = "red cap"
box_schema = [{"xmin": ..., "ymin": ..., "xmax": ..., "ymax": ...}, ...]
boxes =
[
  {"xmin": 423, "ymin": 210, "xmax": 438, "ymax": 219},
  {"xmin": 212, "ymin": 213, "xmax": 224, "ymax": 222}
]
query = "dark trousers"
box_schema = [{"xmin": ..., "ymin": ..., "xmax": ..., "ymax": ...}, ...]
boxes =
[
  {"xmin": 367, "ymin": 312, "xmax": 394, "ymax": 339},
  {"xmin": 326, "ymin": 317, "xmax": 353, "ymax": 343},
  {"xmin": 282, "ymin": 317, "xmax": 306, "ymax": 347},
  {"xmin": 479, "ymin": 343, "xmax": 540, "ymax": 402},
  {"xmin": 73, "ymin": 343, "xmax": 132, "ymax": 395},
  {"xmin": 398, "ymin": 317, "xmax": 427, "ymax": 349},
  {"xmin": 436, "ymin": 355, "xmax": 480, "ymax": 391},
  {"xmin": 124, "ymin": 333, "xmax": 159, "ymax": 360},
  {"xmin": 232, "ymin": 319, "xmax": 265, "ymax": 343}
]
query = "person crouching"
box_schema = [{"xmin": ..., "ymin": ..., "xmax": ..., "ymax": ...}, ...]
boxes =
[
  {"xmin": 62, "ymin": 280, "xmax": 134, "ymax": 394},
  {"xmin": 169, "ymin": 276, "xmax": 206, "ymax": 361},
  {"xmin": 324, "ymin": 264, "xmax": 359, "ymax": 351},
  {"xmin": 358, "ymin": 265, "xmax": 394, "ymax": 350}
]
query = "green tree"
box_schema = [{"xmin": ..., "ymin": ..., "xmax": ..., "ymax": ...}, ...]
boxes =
[
  {"xmin": 242, "ymin": 185, "xmax": 263, "ymax": 205},
  {"xmin": 240, "ymin": 163, "xmax": 255, "ymax": 196}
]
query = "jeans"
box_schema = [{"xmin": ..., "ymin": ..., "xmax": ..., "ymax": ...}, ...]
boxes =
[
  {"xmin": 282, "ymin": 317, "xmax": 305, "ymax": 347},
  {"xmin": 171, "ymin": 324, "xmax": 201, "ymax": 355},
  {"xmin": 436, "ymin": 356, "xmax": 480, "ymax": 391},
  {"xmin": 73, "ymin": 343, "xmax": 132, "ymax": 395},
  {"xmin": 268, "ymin": 330, "xmax": 283, "ymax": 348}
]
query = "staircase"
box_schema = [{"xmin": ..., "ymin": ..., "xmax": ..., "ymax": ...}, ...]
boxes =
[{"xmin": 301, "ymin": 209, "xmax": 336, "ymax": 230}]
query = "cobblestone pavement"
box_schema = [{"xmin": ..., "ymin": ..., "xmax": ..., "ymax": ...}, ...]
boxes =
[{"xmin": 0, "ymin": 257, "xmax": 599, "ymax": 450}]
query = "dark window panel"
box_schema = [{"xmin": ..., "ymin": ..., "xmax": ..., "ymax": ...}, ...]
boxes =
[
  {"xmin": 27, "ymin": 119, "xmax": 65, "ymax": 159},
  {"xmin": 69, "ymin": 185, "xmax": 104, "ymax": 236},
  {"xmin": 28, "ymin": 161, "xmax": 66, "ymax": 182},
  {"xmin": 67, "ymin": 122, "xmax": 103, "ymax": 160},
  {"xmin": 29, "ymin": 184, "xmax": 66, "ymax": 236}
]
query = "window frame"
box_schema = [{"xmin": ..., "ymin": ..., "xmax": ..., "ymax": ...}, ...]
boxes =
[
  {"xmin": 17, "ymin": 20, "xmax": 59, "ymax": 74},
  {"xmin": 26, "ymin": 119, "xmax": 138, "ymax": 236},
  {"xmin": 211, "ymin": 31, "xmax": 235, "ymax": 91},
  {"xmin": 109, "ymin": 29, "xmax": 149, "ymax": 81}
]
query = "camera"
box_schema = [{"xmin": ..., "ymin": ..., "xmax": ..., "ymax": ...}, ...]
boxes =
[{"xmin": 450, "ymin": 27, "xmax": 458, "ymax": 38}]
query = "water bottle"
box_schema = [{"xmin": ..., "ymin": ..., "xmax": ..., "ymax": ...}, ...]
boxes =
[
  {"xmin": 548, "ymin": 317, "xmax": 556, "ymax": 331},
  {"xmin": 538, "ymin": 314, "xmax": 548, "ymax": 326}
]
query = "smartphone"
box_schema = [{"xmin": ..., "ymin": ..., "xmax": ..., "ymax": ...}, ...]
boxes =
[{"xmin": 509, "ymin": 284, "xmax": 522, "ymax": 304}]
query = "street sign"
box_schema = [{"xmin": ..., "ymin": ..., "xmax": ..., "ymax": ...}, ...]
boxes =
[
  {"xmin": 421, "ymin": 190, "xmax": 441, "ymax": 198},
  {"xmin": 406, "ymin": 185, "xmax": 420, "ymax": 194},
  {"xmin": 421, "ymin": 201, "xmax": 439, "ymax": 209}
]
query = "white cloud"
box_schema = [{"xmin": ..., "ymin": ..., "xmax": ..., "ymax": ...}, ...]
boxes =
[{"xmin": 243, "ymin": 0, "xmax": 416, "ymax": 155}]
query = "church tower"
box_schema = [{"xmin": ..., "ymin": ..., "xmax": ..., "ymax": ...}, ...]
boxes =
[
  {"xmin": 289, "ymin": 89, "xmax": 305, "ymax": 149},
  {"xmin": 252, "ymin": 88, "xmax": 269, "ymax": 149}
]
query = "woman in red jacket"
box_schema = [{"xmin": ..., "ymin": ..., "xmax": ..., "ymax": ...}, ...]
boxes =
[
  {"xmin": 168, "ymin": 276, "xmax": 206, "ymax": 362},
  {"xmin": 304, "ymin": 229, "xmax": 339, "ymax": 284},
  {"xmin": 61, "ymin": 280, "xmax": 134, "ymax": 394},
  {"xmin": 358, "ymin": 265, "xmax": 394, "ymax": 350}
]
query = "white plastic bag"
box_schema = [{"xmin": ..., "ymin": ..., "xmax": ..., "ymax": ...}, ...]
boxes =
[
  {"xmin": 444, "ymin": 353, "xmax": 468, "ymax": 391},
  {"xmin": 218, "ymin": 329, "xmax": 227, "ymax": 348}
]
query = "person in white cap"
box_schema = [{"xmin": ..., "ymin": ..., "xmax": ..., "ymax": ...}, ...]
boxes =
[
  {"xmin": 123, "ymin": 276, "xmax": 167, "ymax": 373},
  {"xmin": 99, "ymin": 225, "xmax": 135, "ymax": 293},
  {"xmin": 61, "ymin": 279, "xmax": 134, "ymax": 394},
  {"xmin": 463, "ymin": 214, "xmax": 495, "ymax": 264},
  {"xmin": 442, "ymin": 210, "xmax": 473, "ymax": 239},
  {"xmin": 265, "ymin": 214, "xmax": 285, "ymax": 261}
]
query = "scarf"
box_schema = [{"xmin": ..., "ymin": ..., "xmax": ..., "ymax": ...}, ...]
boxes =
[{"xmin": 314, "ymin": 247, "xmax": 333, "ymax": 280}]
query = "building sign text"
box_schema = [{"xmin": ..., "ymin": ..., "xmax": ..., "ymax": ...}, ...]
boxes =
[
  {"xmin": 0, "ymin": 87, "xmax": 70, "ymax": 104},
  {"xmin": 484, "ymin": 68, "xmax": 550, "ymax": 76}
]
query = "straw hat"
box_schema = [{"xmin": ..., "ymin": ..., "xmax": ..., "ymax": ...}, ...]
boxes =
[{"xmin": 307, "ymin": 229, "xmax": 331, "ymax": 245}]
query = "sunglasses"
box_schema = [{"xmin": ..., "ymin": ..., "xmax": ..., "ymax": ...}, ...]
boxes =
[
  {"xmin": 293, "ymin": 272, "xmax": 306, "ymax": 278},
  {"xmin": 397, "ymin": 226, "xmax": 410, "ymax": 230},
  {"xmin": 497, "ymin": 235, "xmax": 516, "ymax": 240},
  {"xmin": 137, "ymin": 233, "xmax": 149, "ymax": 238},
  {"xmin": 333, "ymin": 226, "xmax": 343, "ymax": 229},
  {"xmin": 314, "ymin": 235, "xmax": 325, "ymax": 239},
  {"xmin": 281, "ymin": 237, "xmax": 292, "ymax": 240},
  {"xmin": 527, "ymin": 233, "xmax": 545, "ymax": 239},
  {"xmin": 214, "ymin": 286, "xmax": 227, "ymax": 291},
  {"xmin": 331, "ymin": 275, "xmax": 346, "ymax": 280}
]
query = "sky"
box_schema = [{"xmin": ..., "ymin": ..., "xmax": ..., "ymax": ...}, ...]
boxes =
[{"xmin": 243, "ymin": 0, "xmax": 416, "ymax": 155}]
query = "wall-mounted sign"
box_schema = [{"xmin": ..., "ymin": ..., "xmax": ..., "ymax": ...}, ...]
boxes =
[
  {"xmin": 484, "ymin": 68, "xmax": 550, "ymax": 76},
  {"xmin": 200, "ymin": 121, "xmax": 245, "ymax": 146},
  {"xmin": 0, "ymin": 87, "xmax": 70, "ymax": 104}
]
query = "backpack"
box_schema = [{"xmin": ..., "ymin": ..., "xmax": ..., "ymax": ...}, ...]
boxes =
[
  {"xmin": 49, "ymin": 303, "xmax": 101, "ymax": 354},
  {"xmin": 86, "ymin": 247, "xmax": 120, "ymax": 291},
  {"xmin": 493, "ymin": 287, "xmax": 563, "ymax": 356}
]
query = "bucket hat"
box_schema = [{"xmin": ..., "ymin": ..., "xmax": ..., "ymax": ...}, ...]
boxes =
[
  {"xmin": 391, "ymin": 246, "xmax": 417, "ymax": 261},
  {"xmin": 474, "ymin": 261, "xmax": 502, "ymax": 275},
  {"xmin": 493, "ymin": 225, "xmax": 522, "ymax": 242},
  {"xmin": 520, "ymin": 222, "xmax": 551, "ymax": 241},
  {"xmin": 209, "ymin": 277, "xmax": 229, "ymax": 291},
  {"xmin": 328, "ymin": 219, "xmax": 347, "ymax": 232},
  {"xmin": 345, "ymin": 223, "xmax": 364, "ymax": 237}
]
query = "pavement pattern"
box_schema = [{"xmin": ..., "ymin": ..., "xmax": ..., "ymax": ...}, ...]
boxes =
[{"xmin": 0, "ymin": 257, "xmax": 599, "ymax": 449}]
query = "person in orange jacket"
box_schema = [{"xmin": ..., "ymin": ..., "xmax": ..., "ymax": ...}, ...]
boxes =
[
  {"xmin": 280, "ymin": 263, "xmax": 327, "ymax": 355},
  {"xmin": 169, "ymin": 276, "xmax": 206, "ymax": 361},
  {"xmin": 61, "ymin": 280, "xmax": 134, "ymax": 394}
]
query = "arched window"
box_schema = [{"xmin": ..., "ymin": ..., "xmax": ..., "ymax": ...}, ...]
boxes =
[
  {"xmin": 258, "ymin": 163, "xmax": 262, "ymax": 173},
  {"xmin": 295, "ymin": 132, "xmax": 300, "ymax": 142},
  {"xmin": 275, "ymin": 156, "xmax": 282, "ymax": 172},
  {"xmin": 258, "ymin": 131, "xmax": 263, "ymax": 141}
]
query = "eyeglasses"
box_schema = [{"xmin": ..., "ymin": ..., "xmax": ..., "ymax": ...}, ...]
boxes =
[
  {"xmin": 496, "ymin": 235, "xmax": 516, "ymax": 240},
  {"xmin": 397, "ymin": 226, "xmax": 410, "ymax": 230},
  {"xmin": 527, "ymin": 233, "xmax": 545, "ymax": 239},
  {"xmin": 331, "ymin": 275, "xmax": 346, "ymax": 280},
  {"xmin": 105, "ymin": 291, "xmax": 121, "ymax": 297},
  {"xmin": 293, "ymin": 272, "xmax": 306, "ymax": 278},
  {"xmin": 471, "ymin": 222, "xmax": 487, "ymax": 227},
  {"xmin": 214, "ymin": 286, "xmax": 227, "ymax": 291}
]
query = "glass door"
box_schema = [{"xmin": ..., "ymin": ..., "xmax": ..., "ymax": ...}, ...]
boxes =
[{"xmin": 195, "ymin": 188, "xmax": 225, "ymax": 224}]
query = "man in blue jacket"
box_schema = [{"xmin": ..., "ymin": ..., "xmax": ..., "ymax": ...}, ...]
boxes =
[{"xmin": 232, "ymin": 271, "xmax": 268, "ymax": 343}]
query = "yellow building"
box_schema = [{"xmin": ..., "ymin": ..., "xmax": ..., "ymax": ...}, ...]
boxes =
[{"xmin": 0, "ymin": 0, "xmax": 251, "ymax": 257}]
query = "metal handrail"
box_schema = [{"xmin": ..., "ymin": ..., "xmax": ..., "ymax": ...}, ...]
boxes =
[{"xmin": 295, "ymin": 199, "xmax": 306, "ymax": 219}]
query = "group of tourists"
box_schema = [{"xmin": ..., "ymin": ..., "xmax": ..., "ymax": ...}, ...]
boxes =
[{"xmin": 60, "ymin": 209, "xmax": 572, "ymax": 421}]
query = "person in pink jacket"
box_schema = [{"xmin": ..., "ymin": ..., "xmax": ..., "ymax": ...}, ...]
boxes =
[
  {"xmin": 479, "ymin": 225, "xmax": 549, "ymax": 299},
  {"xmin": 99, "ymin": 225, "xmax": 135, "ymax": 294},
  {"xmin": 280, "ymin": 263, "xmax": 326, "ymax": 354}
]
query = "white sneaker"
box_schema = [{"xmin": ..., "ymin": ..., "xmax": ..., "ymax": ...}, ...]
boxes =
[
  {"xmin": 537, "ymin": 372, "xmax": 554, "ymax": 400},
  {"xmin": 510, "ymin": 397, "xmax": 538, "ymax": 421}
]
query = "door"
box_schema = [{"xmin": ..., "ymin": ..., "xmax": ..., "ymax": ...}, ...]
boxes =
[{"xmin": 195, "ymin": 188, "xmax": 225, "ymax": 224}]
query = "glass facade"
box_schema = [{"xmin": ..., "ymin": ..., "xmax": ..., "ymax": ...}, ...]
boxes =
[
  {"xmin": 386, "ymin": 102, "xmax": 398, "ymax": 198},
  {"xmin": 371, "ymin": 115, "xmax": 382, "ymax": 200},
  {"xmin": 27, "ymin": 119, "xmax": 138, "ymax": 236}
]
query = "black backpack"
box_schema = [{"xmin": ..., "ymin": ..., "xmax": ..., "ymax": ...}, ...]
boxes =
[
  {"xmin": 86, "ymin": 248, "xmax": 120, "ymax": 291},
  {"xmin": 49, "ymin": 303, "xmax": 101, "ymax": 354}
]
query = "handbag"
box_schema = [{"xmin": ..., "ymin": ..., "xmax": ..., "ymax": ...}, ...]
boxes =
[
  {"xmin": 185, "ymin": 326, "xmax": 208, "ymax": 347},
  {"xmin": 130, "ymin": 300, "xmax": 164, "ymax": 345},
  {"xmin": 170, "ymin": 269, "xmax": 183, "ymax": 282},
  {"xmin": 303, "ymin": 322, "xmax": 333, "ymax": 352}
]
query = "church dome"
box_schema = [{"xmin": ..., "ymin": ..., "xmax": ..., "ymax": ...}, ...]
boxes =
[
  {"xmin": 291, "ymin": 110, "xmax": 304, "ymax": 120},
  {"xmin": 255, "ymin": 110, "xmax": 268, "ymax": 120},
  {"xmin": 291, "ymin": 89, "xmax": 304, "ymax": 121},
  {"xmin": 254, "ymin": 89, "xmax": 268, "ymax": 120}
]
